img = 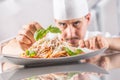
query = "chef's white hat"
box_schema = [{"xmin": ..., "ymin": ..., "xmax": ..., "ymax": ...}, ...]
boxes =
[{"xmin": 53, "ymin": 0, "xmax": 89, "ymax": 20}]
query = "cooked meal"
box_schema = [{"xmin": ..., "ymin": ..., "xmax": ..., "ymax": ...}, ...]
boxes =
[
  {"xmin": 20, "ymin": 26, "xmax": 95, "ymax": 80},
  {"xmin": 21, "ymin": 25, "xmax": 84, "ymax": 58}
]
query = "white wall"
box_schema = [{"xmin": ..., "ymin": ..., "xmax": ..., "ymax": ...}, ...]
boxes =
[
  {"xmin": 102, "ymin": 0, "xmax": 119, "ymax": 35},
  {"xmin": 0, "ymin": 0, "xmax": 54, "ymax": 41}
]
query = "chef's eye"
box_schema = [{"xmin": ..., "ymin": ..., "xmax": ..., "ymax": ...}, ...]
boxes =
[
  {"xmin": 73, "ymin": 21, "xmax": 81, "ymax": 27},
  {"xmin": 58, "ymin": 23, "xmax": 67, "ymax": 29}
]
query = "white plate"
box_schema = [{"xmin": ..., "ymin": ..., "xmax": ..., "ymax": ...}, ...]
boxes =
[{"xmin": 0, "ymin": 48, "xmax": 106, "ymax": 67}]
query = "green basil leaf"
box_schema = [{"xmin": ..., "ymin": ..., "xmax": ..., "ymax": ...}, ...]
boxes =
[
  {"xmin": 29, "ymin": 50, "xmax": 36, "ymax": 57},
  {"xmin": 47, "ymin": 25, "xmax": 61, "ymax": 33},
  {"xmin": 25, "ymin": 50, "xmax": 36, "ymax": 57},
  {"xmin": 25, "ymin": 50, "xmax": 29, "ymax": 56},
  {"xmin": 34, "ymin": 29, "xmax": 48, "ymax": 41},
  {"xmin": 64, "ymin": 47, "xmax": 77, "ymax": 56},
  {"xmin": 34, "ymin": 25, "xmax": 61, "ymax": 41},
  {"xmin": 75, "ymin": 49, "xmax": 83, "ymax": 54}
]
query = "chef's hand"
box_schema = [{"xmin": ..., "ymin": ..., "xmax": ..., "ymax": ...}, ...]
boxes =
[
  {"xmin": 16, "ymin": 22, "xmax": 43, "ymax": 50},
  {"xmin": 79, "ymin": 35, "xmax": 109, "ymax": 50},
  {"xmin": 79, "ymin": 36, "xmax": 110, "ymax": 70}
]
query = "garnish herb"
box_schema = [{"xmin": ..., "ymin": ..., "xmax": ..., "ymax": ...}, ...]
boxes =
[
  {"xmin": 64, "ymin": 47, "xmax": 76, "ymax": 56},
  {"xmin": 25, "ymin": 50, "xmax": 37, "ymax": 57},
  {"xmin": 34, "ymin": 25, "xmax": 61, "ymax": 41},
  {"xmin": 64, "ymin": 47, "xmax": 83, "ymax": 56}
]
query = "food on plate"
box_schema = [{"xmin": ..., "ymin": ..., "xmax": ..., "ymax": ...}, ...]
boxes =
[{"xmin": 21, "ymin": 25, "xmax": 84, "ymax": 58}]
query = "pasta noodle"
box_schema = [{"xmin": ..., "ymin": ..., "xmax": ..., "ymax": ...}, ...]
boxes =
[{"xmin": 21, "ymin": 37, "xmax": 84, "ymax": 58}]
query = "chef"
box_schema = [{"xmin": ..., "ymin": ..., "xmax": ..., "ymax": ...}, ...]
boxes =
[{"xmin": 1, "ymin": 0, "xmax": 120, "ymax": 80}]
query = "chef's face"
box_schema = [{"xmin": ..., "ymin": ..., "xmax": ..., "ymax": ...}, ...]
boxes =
[{"xmin": 55, "ymin": 13, "xmax": 91, "ymax": 47}]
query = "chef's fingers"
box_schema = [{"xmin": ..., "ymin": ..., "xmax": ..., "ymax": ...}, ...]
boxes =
[
  {"xmin": 19, "ymin": 42, "xmax": 31, "ymax": 50},
  {"xmin": 23, "ymin": 22, "xmax": 43, "ymax": 34},
  {"xmin": 32, "ymin": 22, "xmax": 43, "ymax": 30},
  {"xmin": 88, "ymin": 37, "xmax": 96, "ymax": 49},
  {"xmin": 79, "ymin": 40, "xmax": 85, "ymax": 48},
  {"xmin": 16, "ymin": 22, "xmax": 43, "ymax": 50},
  {"xmin": 84, "ymin": 40, "xmax": 90, "ymax": 49},
  {"xmin": 16, "ymin": 34, "xmax": 32, "ymax": 45},
  {"xmin": 18, "ymin": 29, "xmax": 35, "ymax": 43},
  {"xmin": 96, "ymin": 36, "xmax": 109, "ymax": 49}
]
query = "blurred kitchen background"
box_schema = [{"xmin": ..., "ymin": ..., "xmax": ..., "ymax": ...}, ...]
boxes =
[{"xmin": 0, "ymin": 0, "xmax": 120, "ymax": 80}]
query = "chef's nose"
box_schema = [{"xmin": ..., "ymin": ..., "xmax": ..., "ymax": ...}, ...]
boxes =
[{"xmin": 65, "ymin": 25, "xmax": 76, "ymax": 38}]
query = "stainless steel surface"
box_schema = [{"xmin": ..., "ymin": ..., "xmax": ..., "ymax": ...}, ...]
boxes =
[{"xmin": 0, "ymin": 63, "xmax": 108, "ymax": 80}]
